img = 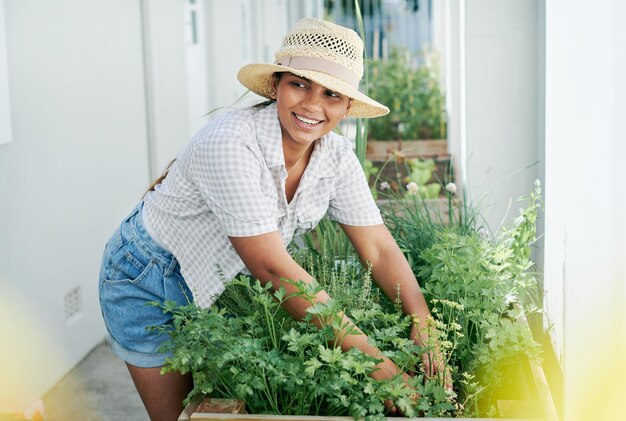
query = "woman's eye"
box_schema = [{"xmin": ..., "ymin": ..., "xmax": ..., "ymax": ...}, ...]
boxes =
[
  {"xmin": 291, "ymin": 81, "xmax": 306, "ymax": 88},
  {"xmin": 325, "ymin": 90, "xmax": 341, "ymax": 98}
]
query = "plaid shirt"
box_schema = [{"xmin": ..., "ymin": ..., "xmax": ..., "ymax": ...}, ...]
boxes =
[{"xmin": 142, "ymin": 103, "xmax": 382, "ymax": 308}]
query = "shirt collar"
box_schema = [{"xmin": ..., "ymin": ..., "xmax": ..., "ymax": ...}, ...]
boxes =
[{"xmin": 254, "ymin": 103, "xmax": 285, "ymax": 169}]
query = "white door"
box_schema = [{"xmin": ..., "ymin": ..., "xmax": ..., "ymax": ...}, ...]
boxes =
[{"xmin": 184, "ymin": 0, "xmax": 210, "ymax": 135}]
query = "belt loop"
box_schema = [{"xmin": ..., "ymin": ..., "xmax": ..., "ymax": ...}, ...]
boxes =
[{"xmin": 164, "ymin": 255, "xmax": 178, "ymax": 277}]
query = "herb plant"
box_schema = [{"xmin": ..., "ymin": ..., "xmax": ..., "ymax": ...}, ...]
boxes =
[
  {"xmin": 156, "ymin": 276, "xmax": 456, "ymax": 419},
  {"xmin": 387, "ymin": 181, "xmax": 544, "ymax": 416}
]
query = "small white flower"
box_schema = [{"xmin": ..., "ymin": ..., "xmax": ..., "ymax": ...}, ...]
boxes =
[
  {"xmin": 379, "ymin": 181, "xmax": 391, "ymax": 191},
  {"xmin": 445, "ymin": 182, "xmax": 457, "ymax": 195},
  {"xmin": 504, "ymin": 293, "xmax": 517, "ymax": 304},
  {"xmin": 406, "ymin": 182, "xmax": 420, "ymax": 194}
]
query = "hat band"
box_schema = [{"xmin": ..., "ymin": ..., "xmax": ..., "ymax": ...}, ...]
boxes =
[{"xmin": 275, "ymin": 56, "xmax": 360, "ymax": 88}]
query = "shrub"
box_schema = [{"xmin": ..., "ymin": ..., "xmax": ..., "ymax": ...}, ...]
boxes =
[{"xmin": 367, "ymin": 47, "xmax": 447, "ymax": 140}]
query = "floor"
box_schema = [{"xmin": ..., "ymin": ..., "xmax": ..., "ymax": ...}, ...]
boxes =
[{"xmin": 42, "ymin": 341, "xmax": 148, "ymax": 421}]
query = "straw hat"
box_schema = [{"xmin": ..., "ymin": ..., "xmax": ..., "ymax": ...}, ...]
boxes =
[{"xmin": 237, "ymin": 18, "xmax": 389, "ymax": 118}]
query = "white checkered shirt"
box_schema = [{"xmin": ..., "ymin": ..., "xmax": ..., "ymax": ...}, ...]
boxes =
[{"xmin": 142, "ymin": 103, "xmax": 382, "ymax": 308}]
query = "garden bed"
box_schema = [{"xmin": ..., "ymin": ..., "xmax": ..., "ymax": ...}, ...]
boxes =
[
  {"xmin": 178, "ymin": 301, "xmax": 557, "ymax": 421},
  {"xmin": 179, "ymin": 344, "xmax": 557, "ymax": 420}
]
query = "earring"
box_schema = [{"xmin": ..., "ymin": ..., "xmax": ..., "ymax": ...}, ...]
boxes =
[{"xmin": 271, "ymin": 91, "xmax": 276, "ymax": 97}]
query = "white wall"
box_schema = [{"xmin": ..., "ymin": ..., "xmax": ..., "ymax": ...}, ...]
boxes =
[
  {"xmin": 203, "ymin": 0, "xmax": 264, "ymax": 114},
  {"xmin": 464, "ymin": 0, "xmax": 541, "ymax": 234},
  {"xmin": 185, "ymin": 0, "xmax": 211, "ymax": 136},
  {"xmin": 0, "ymin": 0, "xmax": 151, "ymax": 412},
  {"xmin": 287, "ymin": 0, "xmax": 323, "ymax": 27},
  {"xmin": 141, "ymin": 0, "xmax": 189, "ymax": 178},
  {"xmin": 444, "ymin": 0, "xmax": 466, "ymax": 196},
  {"xmin": 544, "ymin": 0, "xmax": 626, "ymax": 418}
]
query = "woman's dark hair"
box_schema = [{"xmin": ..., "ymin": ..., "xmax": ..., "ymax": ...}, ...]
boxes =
[
  {"xmin": 144, "ymin": 159, "xmax": 176, "ymax": 196},
  {"xmin": 253, "ymin": 100, "xmax": 276, "ymax": 108}
]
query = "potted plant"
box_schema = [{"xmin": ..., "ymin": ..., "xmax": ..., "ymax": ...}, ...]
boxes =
[{"xmin": 365, "ymin": 47, "xmax": 448, "ymax": 163}]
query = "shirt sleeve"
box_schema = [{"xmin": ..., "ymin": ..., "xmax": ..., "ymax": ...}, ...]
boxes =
[
  {"xmin": 188, "ymin": 132, "xmax": 278, "ymax": 237},
  {"xmin": 326, "ymin": 147, "xmax": 383, "ymax": 226}
]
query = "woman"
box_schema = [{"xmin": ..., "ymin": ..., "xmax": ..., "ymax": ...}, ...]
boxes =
[{"xmin": 99, "ymin": 18, "xmax": 446, "ymax": 421}]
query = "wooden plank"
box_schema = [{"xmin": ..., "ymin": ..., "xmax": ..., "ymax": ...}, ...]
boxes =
[
  {"xmin": 398, "ymin": 140, "xmax": 449, "ymax": 157},
  {"xmin": 186, "ymin": 397, "xmax": 538, "ymax": 421},
  {"xmin": 366, "ymin": 139, "xmax": 448, "ymax": 161},
  {"xmin": 496, "ymin": 399, "xmax": 542, "ymax": 418},
  {"xmin": 515, "ymin": 313, "xmax": 560, "ymax": 421},
  {"xmin": 196, "ymin": 398, "xmax": 246, "ymax": 414},
  {"xmin": 528, "ymin": 359, "xmax": 559, "ymax": 421},
  {"xmin": 179, "ymin": 395, "xmax": 207, "ymax": 421},
  {"xmin": 190, "ymin": 414, "xmax": 354, "ymax": 421},
  {"xmin": 190, "ymin": 414, "xmax": 538, "ymax": 421}
]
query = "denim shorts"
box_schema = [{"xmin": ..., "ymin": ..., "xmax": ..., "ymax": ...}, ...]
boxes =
[{"xmin": 98, "ymin": 202, "xmax": 193, "ymax": 368}]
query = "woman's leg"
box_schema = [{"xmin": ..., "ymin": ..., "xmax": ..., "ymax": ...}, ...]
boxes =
[{"xmin": 126, "ymin": 364, "xmax": 194, "ymax": 421}]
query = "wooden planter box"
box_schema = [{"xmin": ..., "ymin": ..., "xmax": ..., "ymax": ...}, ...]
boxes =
[
  {"xmin": 179, "ymin": 346, "xmax": 558, "ymax": 421},
  {"xmin": 366, "ymin": 140, "xmax": 453, "ymax": 198},
  {"xmin": 366, "ymin": 139, "xmax": 448, "ymax": 162}
]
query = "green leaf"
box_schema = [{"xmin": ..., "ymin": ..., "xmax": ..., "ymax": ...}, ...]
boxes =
[{"xmin": 304, "ymin": 357, "xmax": 322, "ymax": 377}]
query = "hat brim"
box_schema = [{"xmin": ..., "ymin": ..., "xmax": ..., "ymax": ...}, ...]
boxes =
[{"xmin": 237, "ymin": 63, "xmax": 390, "ymax": 119}]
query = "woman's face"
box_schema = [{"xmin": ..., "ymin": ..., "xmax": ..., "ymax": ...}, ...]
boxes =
[{"xmin": 273, "ymin": 73, "xmax": 351, "ymax": 147}]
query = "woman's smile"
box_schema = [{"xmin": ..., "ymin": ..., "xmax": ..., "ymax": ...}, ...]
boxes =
[{"xmin": 293, "ymin": 112, "xmax": 324, "ymax": 127}]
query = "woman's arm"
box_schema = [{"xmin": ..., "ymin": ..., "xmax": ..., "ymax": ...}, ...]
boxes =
[
  {"xmin": 340, "ymin": 223, "xmax": 451, "ymax": 388},
  {"xmin": 228, "ymin": 231, "xmax": 405, "ymax": 382},
  {"xmin": 340, "ymin": 223, "xmax": 432, "ymax": 339}
]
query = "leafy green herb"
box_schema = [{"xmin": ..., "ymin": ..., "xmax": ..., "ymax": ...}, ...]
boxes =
[{"xmin": 154, "ymin": 277, "xmax": 456, "ymax": 419}]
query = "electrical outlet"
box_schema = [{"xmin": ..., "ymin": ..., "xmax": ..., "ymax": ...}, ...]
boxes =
[{"xmin": 64, "ymin": 286, "xmax": 82, "ymax": 326}]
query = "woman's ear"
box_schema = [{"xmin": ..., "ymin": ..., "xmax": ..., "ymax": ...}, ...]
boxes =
[
  {"xmin": 270, "ymin": 74, "xmax": 280, "ymax": 99},
  {"xmin": 343, "ymin": 99, "xmax": 353, "ymax": 119}
]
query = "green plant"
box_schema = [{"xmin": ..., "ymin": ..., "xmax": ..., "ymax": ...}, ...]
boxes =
[
  {"xmin": 409, "ymin": 181, "xmax": 543, "ymax": 416},
  {"xmin": 156, "ymin": 275, "xmax": 457, "ymax": 419},
  {"xmin": 363, "ymin": 159, "xmax": 380, "ymax": 198},
  {"xmin": 369, "ymin": 153, "xmax": 453, "ymax": 200},
  {"xmin": 299, "ymin": 218, "xmax": 357, "ymax": 267},
  {"xmin": 367, "ymin": 47, "xmax": 447, "ymax": 140},
  {"xmin": 404, "ymin": 158, "xmax": 442, "ymax": 199},
  {"xmin": 353, "ymin": 0, "xmax": 369, "ymax": 165}
]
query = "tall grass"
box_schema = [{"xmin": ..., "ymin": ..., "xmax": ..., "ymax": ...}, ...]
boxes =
[{"xmin": 353, "ymin": 0, "xmax": 369, "ymax": 166}]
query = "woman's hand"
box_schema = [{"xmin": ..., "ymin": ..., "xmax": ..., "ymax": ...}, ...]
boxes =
[
  {"xmin": 381, "ymin": 372, "xmax": 418, "ymax": 417},
  {"xmin": 410, "ymin": 321, "xmax": 453, "ymax": 392}
]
